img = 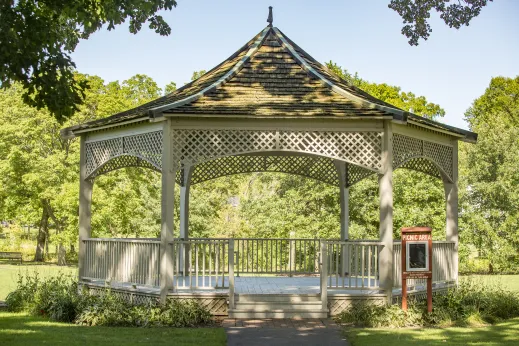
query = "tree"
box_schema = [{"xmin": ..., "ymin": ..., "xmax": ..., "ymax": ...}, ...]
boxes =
[
  {"xmin": 389, "ymin": 0, "xmax": 493, "ymax": 45},
  {"xmin": 459, "ymin": 75, "xmax": 519, "ymax": 272},
  {"xmin": 0, "ymin": 73, "xmax": 166, "ymax": 263},
  {"xmin": 326, "ymin": 61, "xmax": 445, "ymax": 120},
  {"xmin": 0, "ymin": 0, "xmax": 177, "ymax": 122},
  {"xmin": 191, "ymin": 70, "xmax": 207, "ymax": 81},
  {"xmin": 164, "ymin": 82, "xmax": 177, "ymax": 94}
]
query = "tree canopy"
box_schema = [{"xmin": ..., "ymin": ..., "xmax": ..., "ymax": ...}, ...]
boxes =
[
  {"xmin": 0, "ymin": 0, "xmax": 176, "ymax": 123},
  {"xmin": 389, "ymin": 0, "xmax": 493, "ymax": 45}
]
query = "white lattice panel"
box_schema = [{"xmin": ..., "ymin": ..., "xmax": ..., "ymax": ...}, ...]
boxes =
[
  {"xmin": 393, "ymin": 134, "xmax": 453, "ymax": 180},
  {"xmin": 172, "ymin": 129, "xmax": 382, "ymax": 172},
  {"xmin": 347, "ymin": 163, "xmax": 376, "ymax": 186},
  {"xmin": 85, "ymin": 131, "xmax": 163, "ymax": 179},
  {"xmin": 184, "ymin": 155, "xmax": 340, "ymax": 186}
]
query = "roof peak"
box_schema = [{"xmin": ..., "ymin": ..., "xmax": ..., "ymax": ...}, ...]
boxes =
[{"xmin": 267, "ymin": 6, "xmax": 273, "ymax": 27}]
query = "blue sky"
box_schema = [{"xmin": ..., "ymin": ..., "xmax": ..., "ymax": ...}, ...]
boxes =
[{"xmin": 71, "ymin": 0, "xmax": 519, "ymax": 130}]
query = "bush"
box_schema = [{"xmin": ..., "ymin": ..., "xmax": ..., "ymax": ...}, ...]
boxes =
[
  {"xmin": 335, "ymin": 280, "xmax": 519, "ymax": 328},
  {"xmin": 6, "ymin": 272, "xmax": 212, "ymax": 327}
]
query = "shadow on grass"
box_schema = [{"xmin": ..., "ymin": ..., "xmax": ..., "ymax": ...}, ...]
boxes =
[
  {"xmin": 344, "ymin": 318, "xmax": 519, "ymax": 346},
  {"xmin": 0, "ymin": 313, "xmax": 226, "ymax": 346}
]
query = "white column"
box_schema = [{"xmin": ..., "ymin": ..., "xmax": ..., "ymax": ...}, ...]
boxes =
[
  {"xmin": 444, "ymin": 140, "xmax": 459, "ymax": 282},
  {"xmin": 334, "ymin": 160, "xmax": 349, "ymax": 277},
  {"xmin": 379, "ymin": 120, "xmax": 394, "ymax": 303},
  {"xmin": 160, "ymin": 119, "xmax": 175, "ymax": 303},
  {"xmin": 334, "ymin": 160, "xmax": 350, "ymax": 241},
  {"xmin": 78, "ymin": 135, "xmax": 93, "ymax": 281},
  {"xmin": 179, "ymin": 166, "xmax": 193, "ymax": 275}
]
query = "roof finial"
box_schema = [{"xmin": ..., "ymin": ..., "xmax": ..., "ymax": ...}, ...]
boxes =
[{"xmin": 267, "ymin": 6, "xmax": 273, "ymax": 27}]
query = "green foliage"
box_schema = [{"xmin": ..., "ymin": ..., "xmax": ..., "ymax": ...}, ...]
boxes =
[
  {"xmin": 164, "ymin": 81, "xmax": 177, "ymax": 94},
  {"xmin": 388, "ymin": 0, "xmax": 493, "ymax": 46},
  {"xmin": 6, "ymin": 272, "xmax": 212, "ymax": 327},
  {"xmin": 326, "ymin": 61, "xmax": 445, "ymax": 120},
  {"xmin": 336, "ymin": 280, "xmax": 519, "ymax": 328},
  {"xmin": 460, "ymin": 75, "xmax": 519, "ymax": 273},
  {"xmin": 191, "ymin": 70, "xmax": 207, "ymax": 81},
  {"xmin": 0, "ymin": 1, "xmax": 177, "ymax": 121}
]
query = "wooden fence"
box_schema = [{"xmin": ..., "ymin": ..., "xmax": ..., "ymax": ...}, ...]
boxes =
[
  {"xmin": 393, "ymin": 241, "xmax": 456, "ymax": 288},
  {"xmin": 83, "ymin": 238, "xmax": 160, "ymax": 287},
  {"xmin": 323, "ymin": 240, "xmax": 384, "ymax": 290}
]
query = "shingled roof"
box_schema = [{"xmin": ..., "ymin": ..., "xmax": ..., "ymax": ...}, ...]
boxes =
[{"xmin": 62, "ymin": 24, "xmax": 477, "ymax": 142}]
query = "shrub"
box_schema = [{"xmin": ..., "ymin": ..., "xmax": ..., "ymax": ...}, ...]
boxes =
[
  {"xmin": 76, "ymin": 293, "xmax": 212, "ymax": 327},
  {"xmin": 335, "ymin": 280, "xmax": 519, "ymax": 328},
  {"xmin": 6, "ymin": 272, "xmax": 212, "ymax": 327}
]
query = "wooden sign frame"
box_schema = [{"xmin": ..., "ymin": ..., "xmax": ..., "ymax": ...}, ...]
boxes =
[{"xmin": 401, "ymin": 226, "xmax": 433, "ymax": 312}]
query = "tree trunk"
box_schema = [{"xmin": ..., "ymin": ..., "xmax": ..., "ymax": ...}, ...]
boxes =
[
  {"xmin": 34, "ymin": 207, "xmax": 49, "ymax": 262},
  {"xmin": 58, "ymin": 244, "xmax": 67, "ymax": 266}
]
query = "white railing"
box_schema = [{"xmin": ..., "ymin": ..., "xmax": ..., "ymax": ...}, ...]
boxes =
[
  {"xmin": 233, "ymin": 238, "xmax": 321, "ymax": 275},
  {"xmin": 393, "ymin": 241, "xmax": 456, "ymax": 288},
  {"xmin": 171, "ymin": 239, "xmax": 230, "ymax": 289},
  {"xmin": 83, "ymin": 238, "xmax": 161, "ymax": 287},
  {"xmin": 324, "ymin": 240, "xmax": 384, "ymax": 289}
]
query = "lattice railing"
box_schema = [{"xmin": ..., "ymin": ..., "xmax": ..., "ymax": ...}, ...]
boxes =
[{"xmin": 393, "ymin": 133, "xmax": 453, "ymax": 180}]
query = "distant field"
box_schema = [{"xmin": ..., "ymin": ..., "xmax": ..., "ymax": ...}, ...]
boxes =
[
  {"xmin": 0, "ymin": 263, "xmax": 77, "ymax": 300},
  {"xmin": 461, "ymin": 274, "xmax": 519, "ymax": 292}
]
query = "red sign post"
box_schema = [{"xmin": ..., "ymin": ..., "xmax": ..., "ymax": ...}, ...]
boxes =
[{"xmin": 401, "ymin": 226, "xmax": 433, "ymax": 313}]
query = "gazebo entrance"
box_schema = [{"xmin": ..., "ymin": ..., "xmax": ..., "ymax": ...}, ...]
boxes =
[{"xmin": 63, "ymin": 12, "xmax": 476, "ymax": 318}]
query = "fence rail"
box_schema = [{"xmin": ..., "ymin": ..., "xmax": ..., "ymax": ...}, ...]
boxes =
[
  {"xmin": 171, "ymin": 239, "xmax": 230, "ymax": 289},
  {"xmin": 324, "ymin": 241, "xmax": 384, "ymax": 289},
  {"xmin": 393, "ymin": 241, "xmax": 456, "ymax": 288},
  {"xmin": 83, "ymin": 238, "xmax": 160, "ymax": 287}
]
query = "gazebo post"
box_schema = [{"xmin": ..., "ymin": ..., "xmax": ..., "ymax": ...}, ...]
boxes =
[
  {"xmin": 379, "ymin": 121, "xmax": 394, "ymax": 303},
  {"xmin": 78, "ymin": 135, "xmax": 93, "ymax": 282},
  {"xmin": 444, "ymin": 140, "xmax": 459, "ymax": 282},
  {"xmin": 160, "ymin": 119, "xmax": 175, "ymax": 303},
  {"xmin": 179, "ymin": 166, "xmax": 193, "ymax": 276},
  {"xmin": 334, "ymin": 160, "xmax": 349, "ymax": 276}
]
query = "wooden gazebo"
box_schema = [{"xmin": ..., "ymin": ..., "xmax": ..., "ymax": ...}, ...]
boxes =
[{"xmin": 62, "ymin": 10, "xmax": 477, "ymax": 318}]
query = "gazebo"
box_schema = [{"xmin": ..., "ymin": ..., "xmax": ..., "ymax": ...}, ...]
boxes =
[{"xmin": 62, "ymin": 9, "xmax": 477, "ymax": 318}]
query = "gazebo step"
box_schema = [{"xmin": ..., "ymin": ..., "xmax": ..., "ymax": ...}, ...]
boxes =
[
  {"xmin": 235, "ymin": 301, "xmax": 322, "ymax": 311},
  {"xmin": 229, "ymin": 309, "xmax": 328, "ymax": 319},
  {"xmin": 235, "ymin": 293, "xmax": 321, "ymax": 303}
]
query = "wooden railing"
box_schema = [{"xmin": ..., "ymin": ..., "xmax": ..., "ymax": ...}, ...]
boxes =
[
  {"xmin": 323, "ymin": 240, "xmax": 384, "ymax": 289},
  {"xmin": 233, "ymin": 238, "xmax": 321, "ymax": 275},
  {"xmin": 171, "ymin": 239, "xmax": 230, "ymax": 289},
  {"xmin": 393, "ymin": 241, "xmax": 456, "ymax": 288},
  {"xmin": 83, "ymin": 238, "xmax": 160, "ymax": 287}
]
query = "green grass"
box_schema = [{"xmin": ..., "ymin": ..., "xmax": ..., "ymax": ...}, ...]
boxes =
[
  {"xmin": 344, "ymin": 318, "xmax": 519, "ymax": 346},
  {"xmin": 0, "ymin": 312, "xmax": 226, "ymax": 346},
  {"xmin": 461, "ymin": 275, "xmax": 519, "ymax": 292},
  {"xmin": 0, "ymin": 263, "xmax": 77, "ymax": 300}
]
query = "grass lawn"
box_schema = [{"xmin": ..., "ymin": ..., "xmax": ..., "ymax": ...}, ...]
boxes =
[
  {"xmin": 461, "ymin": 275, "xmax": 519, "ymax": 292},
  {"xmin": 344, "ymin": 318, "xmax": 519, "ymax": 346},
  {"xmin": 0, "ymin": 312, "xmax": 227, "ymax": 346},
  {"xmin": 0, "ymin": 263, "xmax": 77, "ymax": 300}
]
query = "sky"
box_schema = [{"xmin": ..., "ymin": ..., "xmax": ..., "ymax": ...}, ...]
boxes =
[{"xmin": 71, "ymin": 0, "xmax": 519, "ymax": 130}]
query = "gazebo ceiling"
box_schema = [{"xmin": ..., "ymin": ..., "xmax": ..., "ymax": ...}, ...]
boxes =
[{"xmin": 62, "ymin": 22, "xmax": 476, "ymax": 143}]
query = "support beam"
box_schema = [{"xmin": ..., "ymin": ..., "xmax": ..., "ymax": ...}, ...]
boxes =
[
  {"xmin": 379, "ymin": 121, "xmax": 394, "ymax": 303},
  {"xmin": 160, "ymin": 119, "xmax": 175, "ymax": 303},
  {"xmin": 78, "ymin": 136, "xmax": 93, "ymax": 281},
  {"xmin": 334, "ymin": 160, "xmax": 350, "ymax": 241},
  {"xmin": 180, "ymin": 166, "xmax": 193, "ymax": 275},
  {"xmin": 444, "ymin": 140, "xmax": 459, "ymax": 282},
  {"xmin": 334, "ymin": 160, "xmax": 349, "ymax": 277}
]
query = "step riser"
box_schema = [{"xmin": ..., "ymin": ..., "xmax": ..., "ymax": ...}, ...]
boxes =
[
  {"xmin": 235, "ymin": 303, "xmax": 322, "ymax": 310},
  {"xmin": 229, "ymin": 311, "xmax": 328, "ymax": 319},
  {"xmin": 236, "ymin": 295, "xmax": 321, "ymax": 303}
]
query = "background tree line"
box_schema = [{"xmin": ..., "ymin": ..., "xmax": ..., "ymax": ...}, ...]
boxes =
[{"xmin": 0, "ymin": 66, "xmax": 517, "ymax": 274}]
